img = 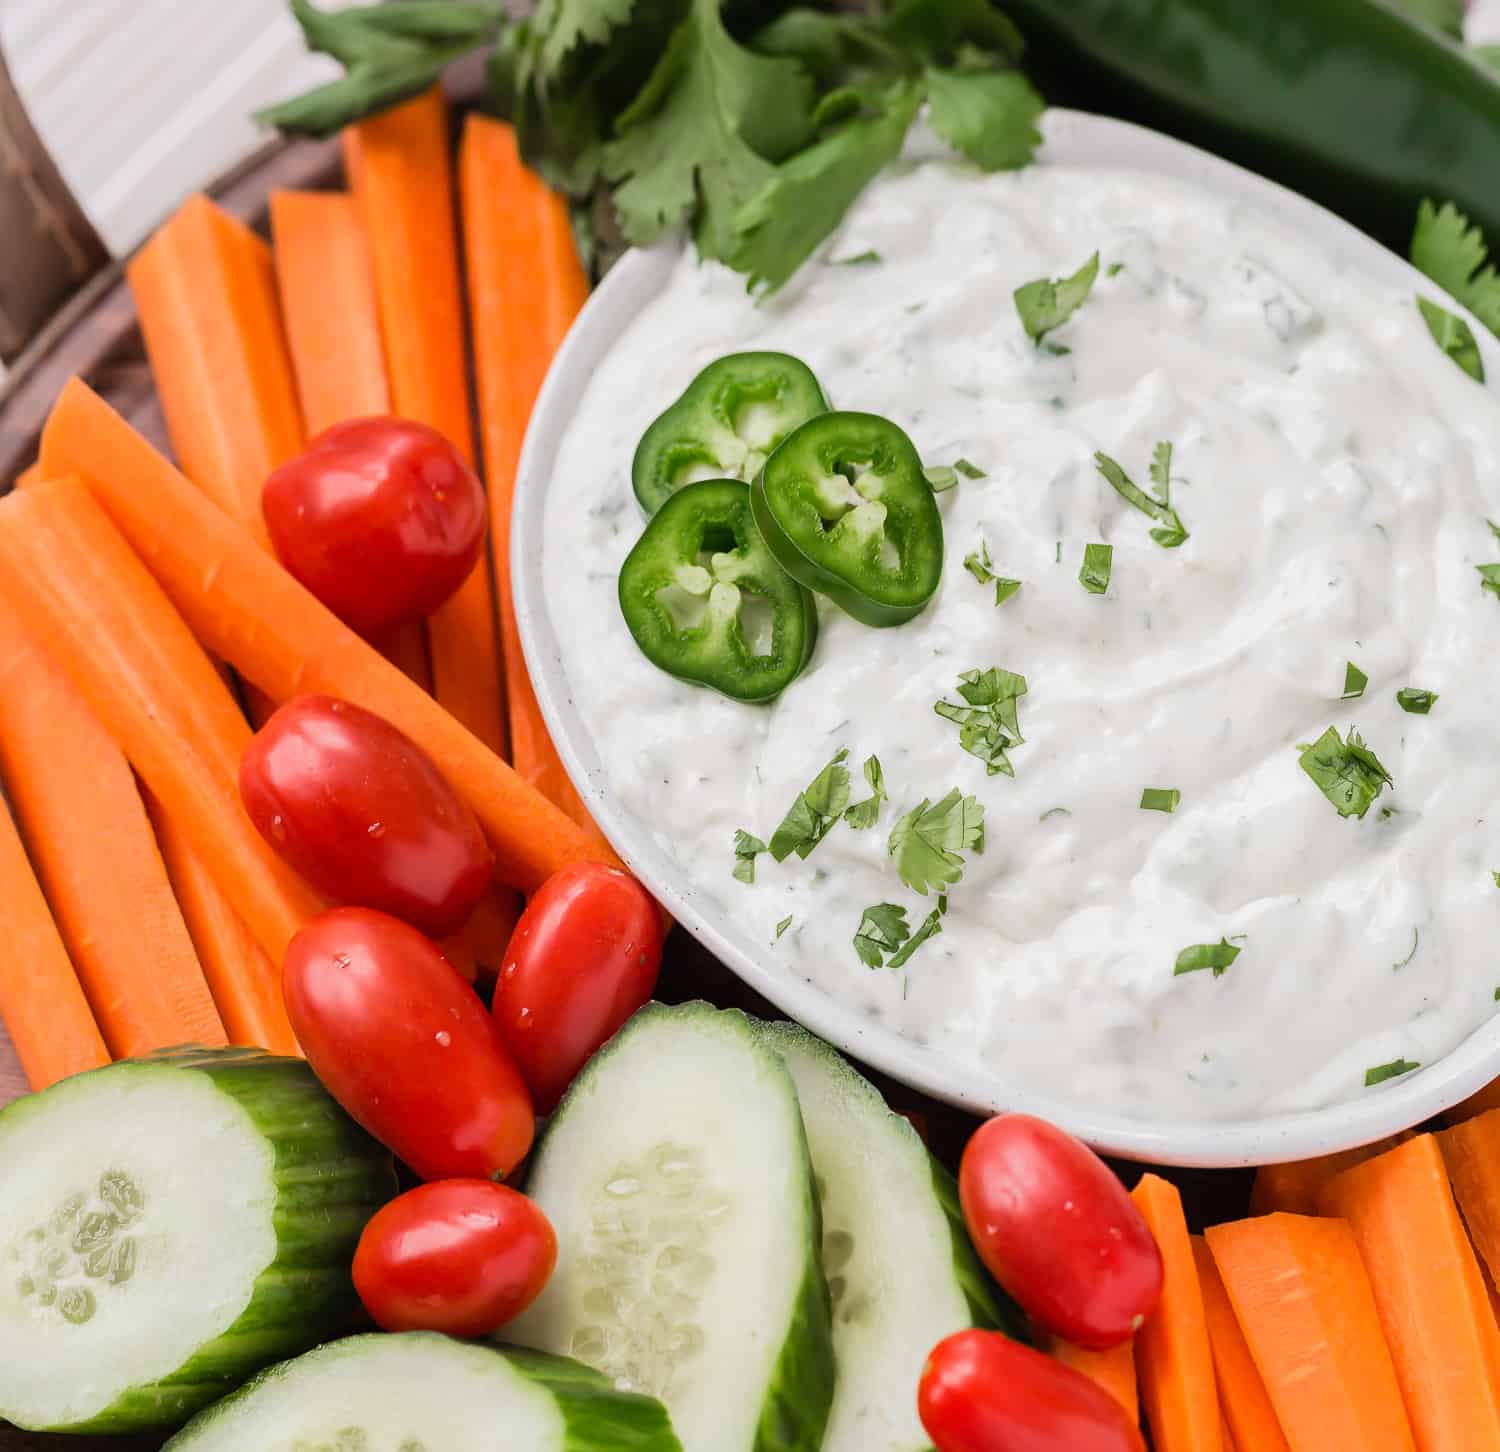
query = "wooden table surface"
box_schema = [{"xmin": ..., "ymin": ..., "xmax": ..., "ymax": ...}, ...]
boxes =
[{"xmin": 0, "ymin": 105, "xmax": 1251, "ymax": 1451}]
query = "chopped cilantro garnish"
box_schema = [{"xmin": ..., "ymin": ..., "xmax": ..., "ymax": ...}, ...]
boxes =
[
  {"xmin": 961, "ymin": 539, "xmax": 1019, "ymax": 605},
  {"xmin": 831, "ymin": 250, "xmax": 882, "ymax": 266},
  {"xmin": 1094, "ymin": 443, "xmax": 1189, "ymax": 548},
  {"xmin": 1417, "ymin": 297, "xmax": 1485, "ymax": 382},
  {"xmin": 1174, "ymin": 938, "xmax": 1242, "ymax": 978},
  {"xmin": 854, "ymin": 903, "xmax": 910, "ymax": 967},
  {"xmin": 1140, "ymin": 788, "xmax": 1180, "ymax": 814},
  {"xmin": 1410, "ymin": 200, "xmax": 1500, "ymax": 340},
  {"xmin": 1106, "ymin": 261, "xmax": 1125, "ymax": 277},
  {"xmin": 1040, "ymin": 806, "xmax": 1071, "ymax": 821},
  {"xmin": 1396, "ymin": 687, "xmax": 1438, "ymax": 714},
  {"xmin": 1365, "ymin": 1058, "xmax": 1420, "ymax": 1087},
  {"xmin": 992, "ymin": 577, "xmax": 1022, "ymax": 606},
  {"xmin": 1342, "ymin": 661, "xmax": 1368, "ymax": 700},
  {"xmin": 1393, "ymin": 927, "xmax": 1420, "ymax": 971},
  {"xmin": 924, "ymin": 465, "xmax": 959, "ymax": 492},
  {"xmin": 1479, "ymin": 558, "xmax": 1500, "ymax": 602},
  {"xmin": 1297, "ymin": 726, "xmax": 1393, "ymax": 819},
  {"xmin": 1014, "ymin": 252, "xmax": 1100, "ymax": 346},
  {"xmin": 843, "ymin": 755, "xmax": 888, "ymax": 830},
  {"xmin": 889, "ymin": 904, "xmax": 944, "ymax": 969},
  {"xmin": 1079, "ymin": 542, "xmax": 1113, "ymax": 594},
  {"xmin": 1493, "ymin": 870, "xmax": 1500, "ymax": 889},
  {"xmin": 889, "ymin": 789, "xmax": 984, "ymax": 895},
  {"xmin": 954, "ymin": 458, "xmax": 987, "ymax": 479},
  {"xmin": 732, "ymin": 829, "xmax": 767, "ymax": 884},
  {"xmin": 774, "ymin": 915, "xmax": 793, "ymax": 941},
  {"xmin": 934, "ymin": 667, "xmax": 1028, "ymax": 777},
  {"xmin": 769, "ymin": 749, "xmax": 850, "ymax": 861}
]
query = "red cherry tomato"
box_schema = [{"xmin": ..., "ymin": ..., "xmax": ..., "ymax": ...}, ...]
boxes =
[
  {"xmin": 959, "ymin": 1116, "xmax": 1162, "ymax": 1350},
  {"xmin": 919, "ymin": 1330, "xmax": 1146, "ymax": 1452},
  {"xmin": 352, "ymin": 1180, "xmax": 557, "ymax": 1337},
  {"xmin": 284, "ymin": 908, "xmax": 533, "ymax": 1180},
  {"xmin": 240, "ymin": 695, "xmax": 493, "ymax": 938},
  {"xmin": 262, "ymin": 416, "xmax": 486, "ymax": 636},
  {"xmin": 493, "ymin": 862, "xmax": 663, "ymax": 1112}
]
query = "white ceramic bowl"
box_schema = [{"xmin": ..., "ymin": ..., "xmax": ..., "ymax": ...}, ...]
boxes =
[{"xmin": 512, "ymin": 109, "xmax": 1500, "ymax": 1167}]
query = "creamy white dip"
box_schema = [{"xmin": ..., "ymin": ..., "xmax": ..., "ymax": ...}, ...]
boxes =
[{"xmin": 541, "ymin": 142, "xmax": 1500, "ymax": 1121}]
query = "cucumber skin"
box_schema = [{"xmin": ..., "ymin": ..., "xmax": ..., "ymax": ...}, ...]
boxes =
[
  {"xmin": 19, "ymin": 1048, "xmax": 397, "ymax": 1434},
  {"xmin": 927, "ymin": 1156, "xmax": 1029, "ymax": 1345},
  {"xmin": 162, "ymin": 1334, "xmax": 686, "ymax": 1451}
]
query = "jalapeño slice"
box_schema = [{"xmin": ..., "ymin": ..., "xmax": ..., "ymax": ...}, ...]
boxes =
[
  {"xmin": 618, "ymin": 479, "xmax": 818, "ymax": 702},
  {"xmin": 632, "ymin": 352, "xmax": 829, "ymax": 515},
  {"xmin": 751, "ymin": 411, "xmax": 944, "ymax": 627}
]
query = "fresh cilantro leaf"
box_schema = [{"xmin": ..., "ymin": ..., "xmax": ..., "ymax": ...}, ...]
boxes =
[
  {"xmin": 854, "ymin": 902, "xmax": 911, "ymax": 967},
  {"xmin": 769, "ymin": 749, "xmax": 851, "ymax": 861},
  {"xmin": 1393, "ymin": 927, "xmax": 1420, "ymax": 971},
  {"xmin": 1479, "ymin": 562, "xmax": 1500, "ymax": 601},
  {"xmin": 889, "ymin": 788, "xmax": 984, "ymax": 895},
  {"xmin": 1014, "ymin": 252, "xmax": 1100, "ymax": 345},
  {"xmin": 732, "ymin": 829, "xmax": 767, "ymax": 884},
  {"xmin": 1174, "ymin": 937, "xmax": 1242, "ymax": 977},
  {"xmin": 1417, "ymin": 297, "xmax": 1485, "ymax": 383},
  {"xmin": 954, "ymin": 459, "xmax": 986, "ymax": 479},
  {"xmin": 1365, "ymin": 1058, "xmax": 1420, "ymax": 1087},
  {"xmin": 1411, "ymin": 200, "xmax": 1500, "ymax": 337},
  {"xmin": 1392, "ymin": 0, "xmax": 1463, "ymax": 37},
  {"xmin": 924, "ymin": 464, "xmax": 960, "ymax": 492},
  {"xmin": 1094, "ymin": 446, "xmax": 1189, "ymax": 548},
  {"xmin": 1342, "ymin": 661, "xmax": 1368, "ymax": 700},
  {"xmin": 605, "ymin": 0, "xmax": 816, "ymax": 261},
  {"xmin": 1298, "ymin": 725, "xmax": 1393, "ymax": 819},
  {"xmin": 964, "ymin": 540, "xmax": 995, "ymax": 584},
  {"xmin": 831, "ymin": 249, "xmax": 882, "ymax": 266},
  {"xmin": 881, "ymin": 0, "xmax": 1026, "ymax": 66},
  {"xmin": 259, "ymin": 0, "xmax": 505, "ymax": 136},
  {"xmin": 531, "ymin": 0, "xmax": 638, "ymax": 79},
  {"xmin": 993, "ymin": 577, "xmax": 1021, "ymax": 605},
  {"xmin": 1140, "ymin": 788, "xmax": 1180, "ymax": 814},
  {"xmin": 731, "ymin": 79, "xmax": 921, "ymax": 294},
  {"xmin": 924, "ymin": 65, "xmax": 1042, "ymax": 170},
  {"xmin": 887, "ymin": 903, "xmax": 944, "ymax": 968},
  {"xmin": 1079, "ymin": 542, "xmax": 1112, "ymax": 595},
  {"xmin": 775, "ymin": 914, "xmax": 793, "ymax": 941},
  {"xmin": 844, "ymin": 755, "xmax": 889, "ymax": 829},
  {"xmin": 1396, "ymin": 687, "xmax": 1438, "ymax": 714},
  {"xmin": 935, "ymin": 667, "xmax": 1028, "ymax": 776}
]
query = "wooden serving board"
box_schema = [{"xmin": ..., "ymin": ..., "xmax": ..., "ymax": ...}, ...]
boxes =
[{"xmin": 0, "ymin": 95, "xmax": 1249, "ymax": 1452}]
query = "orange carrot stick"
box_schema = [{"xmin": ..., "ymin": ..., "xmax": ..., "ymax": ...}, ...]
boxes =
[
  {"xmin": 1191, "ymin": 1236, "xmax": 1290, "ymax": 1452},
  {"xmin": 1046, "ymin": 1335, "xmax": 1138, "ymax": 1424},
  {"xmin": 460, "ymin": 115, "xmax": 595, "ymax": 825},
  {"xmin": 40, "ymin": 381, "xmax": 623, "ymax": 894},
  {"xmin": 1318, "ymin": 1134, "xmax": 1500, "ymax": 1451},
  {"xmin": 0, "ymin": 475, "xmax": 325, "ymax": 962},
  {"xmin": 345, "ymin": 90, "xmax": 508, "ymax": 760},
  {"xmin": 1438, "ymin": 1108, "xmax": 1500, "ymax": 1295},
  {"xmin": 127, "ymin": 194, "xmax": 304, "ymax": 550},
  {"xmin": 143, "ymin": 792, "xmax": 299, "ymax": 1055},
  {"xmin": 1206, "ymin": 1214, "xmax": 1414, "ymax": 1452},
  {"xmin": 0, "ymin": 604, "xmax": 225, "ymax": 1058},
  {"xmin": 1248, "ymin": 1133, "xmax": 1413, "ymax": 1216},
  {"xmin": 1130, "ymin": 1174, "xmax": 1222, "ymax": 1452},
  {"xmin": 0, "ymin": 796, "xmax": 109, "ymax": 1088},
  {"xmin": 14, "ymin": 462, "xmax": 44, "ymax": 491}
]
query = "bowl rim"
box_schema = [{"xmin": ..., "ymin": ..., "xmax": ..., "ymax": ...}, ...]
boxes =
[{"xmin": 512, "ymin": 106, "xmax": 1500, "ymax": 1167}]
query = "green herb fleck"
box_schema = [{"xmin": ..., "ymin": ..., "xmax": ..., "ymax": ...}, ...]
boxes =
[
  {"xmin": 732, "ymin": 829, "xmax": 767, "ymax": 884},
  {"xmin": 1040, "ymin": 806, "xmax": 1071, "ymax": 821},
  {"xmin": 1079, "ymin": 542, "xmax": 1113, "ymax": 594},
  {"xmin": 1481, "ymin": 563, "xmax": 1500, "ymax": 601},
  {"xmin": 843, "ymin": 755, "xmax": 888, "ymax": 830},
  {"xmin": 1297, "ymin": 726, "xmax": 1393, "ymax": 819},
  {"xmin": 1140, "ymin": 788, "xmax": 1180, "ymax": 814},
  {"xmin": 993, "ymin": 577, "xmax": 1022, "ymax": 606},
  {"xmin": 954, "ymin": 458, "xmax": 987, "ymax": 479},
  {"xmin": 964, "ymin": 539, "xmax": 995, "ymax": 585},
  {"xmin": 1396, "ymin": 687, "xmax": 1438, "ymax": 714},
  {"xmin": 889, "ymin": 788, "xmax": 984, "ymax": 895},
  {"xmin": 1393, "ymin": 927, "xmax": 1420, "ymax": 971},
  {"xmin": 1493, "ymin": 870, "xmax": 1500, "ymax": 889},
  {"xmin": 1106, "ymin": 261, "xmax": 1125, "ymax": 277},
  {"xmin": 1094, "ymin": 443, "xmax": 1189, "ymax": 548},
  {"xmin": 924, "ymin": 465, "xmax": 959, "ymax": 492},
  {"xmin": 769, "ymin": 749, "xmax": 850, "ymax": 861},
  {"xmin": 831, "ymin": 250, "xmax": 881, "ymax": 266},
  {"xmin": 1365, "ymin": 1058, "xmax": 1420, "ymax": 1087},
  {"xmin": 935, "ymin": 667, "xmax": 1028, "ymax": 777},
  {"xmin": 854, "ymin": 903, "xmax": 910, "ymax": 968},
  {"xmin": 1342, "ymin": 661, "xmax": 1368, "ymax": 700},
  {"xmin": 1417, "ymin": 296, "xmax": 1485, "ymax": 382},
  {"xmin": 775, "ymin": 915, "xmax": 793, "ymax": 941},
  {"xmin": 1014, "ymin": 251, "xmax": 1100, "ymax": 346},
  {"xmin": 1174, "ymin": 938, "xmax": 1242, "ymax": 977}
]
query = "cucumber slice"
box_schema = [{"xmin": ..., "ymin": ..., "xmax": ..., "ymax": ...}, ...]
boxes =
[
  {"xmin": 163, "ymin": 1332, "xmax": 683, "ymax": 1451},
  {"xmin": 507, "ymin": 1001, "xmax": 834, "ymax": 1452},
  {"xmin": 0, "ymin": 1048, "xmax": 396, "ymax": 1433},
  {"xmin": 757, "ymin": 1024, "xmax": 1026, "ymax": 1452}
]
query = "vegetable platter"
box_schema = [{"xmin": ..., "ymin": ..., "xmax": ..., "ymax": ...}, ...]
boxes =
[{"xmin": 5, "ymin": 1, "xmax": 1500, "ymax": 1449}]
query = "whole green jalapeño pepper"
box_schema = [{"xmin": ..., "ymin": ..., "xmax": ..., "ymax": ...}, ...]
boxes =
[
  {"xmin": 632, "ymin": 352, "xmax": 829, "ymax": 515},
  {"xmin": 618, "ymin": 479, "xmax": 818, "ymax": 702},
  {"xmin": 751, "ymin": 411, "xmax": 944, "ymax": 627}
]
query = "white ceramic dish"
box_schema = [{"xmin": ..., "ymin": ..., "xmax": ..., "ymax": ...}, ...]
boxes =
[{"xmin": 512, "ymin": 108, "xmax": 1500, "ymax": 1167}]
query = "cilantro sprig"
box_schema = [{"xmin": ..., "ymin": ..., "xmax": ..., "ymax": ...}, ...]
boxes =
[
  {"xmin": 854, "ymin": 899, "xmax": 945, "ymax": 969},
  {"xmin": 732, "ymin": 829, "xmax": 767, "ymax": 883},
  {"xmin": 1014, "ymin": 252, "xmax": 1099, "ymax": 347},
  {"xmin": 1298, "ymin": 726, "xmax": 1393, "ymax": 820},
  {"xmin": 889, "ymin": 789, "xmax": 984, "ymax": 895},
  {"xmin": 844, "ymin": 755, "xmax": 889, "ymax": 829},
  {"xmin": 1094, "ymin": 442, "xmax": 1189, "ymax": 548},
  {"xmin": 935, "ymin": 668, "xmax": 1028, "ymax": 777},
  {"xmin": 1409, "ymin": 200, "xmax": 1500, "ymax": 382},
  {"xmin": 770, "ymin": 749, "xmax": 851, "ymax": 860}
]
